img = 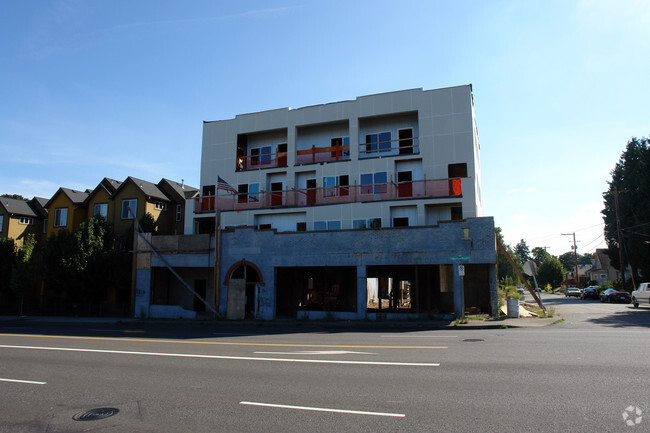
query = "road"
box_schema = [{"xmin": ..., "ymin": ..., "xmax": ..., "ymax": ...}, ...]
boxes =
[{"xmin": 0, "ymin": 295, "xmax": 648, "ymax": 432}]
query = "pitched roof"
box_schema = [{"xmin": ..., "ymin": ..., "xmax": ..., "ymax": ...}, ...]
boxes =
[
  {"xmin": 0, "ymin": 196, "xmax": 37, "ymax": 217},
  {"xmin": 117, "ymin": 176, "xmax": 170, "ymax": 202},
  {"xmin": 85, "ymin": 177, "xmax": 123, "ymax": 203},
  {"xmin": 29, "ymin": 197, "xmax": 49, "ymax": 217},
  {"xmin": 159, "ymin": 178, "xmax": 199, "ymax": 201},
  {"xmin": 44, "ymin": 187, "xmax": 90, "ymax": 208}
]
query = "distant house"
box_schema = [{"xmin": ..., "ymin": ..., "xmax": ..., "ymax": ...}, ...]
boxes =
[
  {"xmin": 111, "ymin": 176, "xmax": 197, "ymax": 239},
  {"xmin": 0, "ymin": 196, "xmax": 48, "ymax": 247},
  {"xmin": 44, "ymin": 188, "xmax": 90, "ymax": 237},
  {"xmin": 157, "ymin": 179, "xmax": 199, "ymax": 235},
  {"xmin": 85, "ymin": 178, "xmax": 123, "ymax": 223},
  {"xmin": 587, "ymin": 248, "xmax": 629, "ymax": 284}
]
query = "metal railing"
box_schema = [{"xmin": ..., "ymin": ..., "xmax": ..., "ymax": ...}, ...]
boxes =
[
  {"xmin": 194, "ymin": 177, "xmax": 462, "ymax": 213},
  {"xmin": 360, "ymin": 136, "xmax": 420, "ymax": 156}
]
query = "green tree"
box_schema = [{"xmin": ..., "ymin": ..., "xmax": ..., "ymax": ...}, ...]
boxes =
[
  {"xmin": 495, "ymin": 227, "xmax": 521, "ymax": 283},
  {"xmin": 43, "ymin": 216, "xmax": 120, "ymax": 314},
  {"xmin": 536, "ymin": 256, "xmax": 566, "ymax": 288},
  {"xmin": 531, "ymin": 247, "xmax": 550, "ymax": 266},
  {"xmin": 10, "ymin": 234, "xmax": 36, "ymax": 315},
  {"xmin": 558, "ymin": 251, "xmax": 577, "ymax": 272},
  {"xmin": 0, "ymin": 194, "xmax": 27, "ymax": 201},
  {"xmin": 514, "ymin": 239, "xmax": 530, "ymax": 264},
  {"xmin": 602, "ymin": 137, "xmax": 650, "ymax": 285}
]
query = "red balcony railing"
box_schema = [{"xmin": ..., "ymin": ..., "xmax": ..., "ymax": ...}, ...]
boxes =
[
  {"xmin": 194, "ymin": 178, "xmax": 462, "ymax": 213},
  {"xmin": 296, "ymin": 144, "xmax": 350, "ymax": 165},
  {"xmin": 237, "ymin": 152, "xmax": 288, "ymax": 171}
]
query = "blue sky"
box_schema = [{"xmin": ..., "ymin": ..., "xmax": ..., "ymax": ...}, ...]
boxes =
[{"xmin": 1, "ymin": 0, "xmax": 648, "ymax": 257}]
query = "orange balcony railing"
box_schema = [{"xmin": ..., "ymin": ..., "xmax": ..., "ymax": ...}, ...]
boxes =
[
  {"xmin": 296, "ymin": 144, "xmax": 350, "ymax": 165},
  {"xmin": 237, "ymin": 152, "xmax": 288, "ymax": 171},
  {"xmin": 194, "ymin": 178, "xmax": 462, "ymax": 213}
]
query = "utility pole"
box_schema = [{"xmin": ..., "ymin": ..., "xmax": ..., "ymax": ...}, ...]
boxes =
[
  {"xmin": 611, "ymin": 190, "xmax": 627, "ymax": 285},
  {"xmin": 562, "ymin": 232, "xmax": 579, "ymax": 287}
]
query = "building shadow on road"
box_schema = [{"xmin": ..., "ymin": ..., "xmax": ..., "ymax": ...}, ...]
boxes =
[{"xmin": 585, "ymin": 306, "xmax": 650, "ymax": 328}]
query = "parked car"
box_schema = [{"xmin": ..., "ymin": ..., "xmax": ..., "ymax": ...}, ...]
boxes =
[
  {"xmin": 565, "ymin": 287, "xmax": 582, "ymax": 298},
  {"xmin": 599, "ymin": 288, "xmax": 632, "ymax": 303},
  {"xmin": 632, "ymin": 282, "xmax": 650, "ymax": 308},
  {"xmin": 581, "ymin": 287, "xmax": 599, "ymax": 300}
]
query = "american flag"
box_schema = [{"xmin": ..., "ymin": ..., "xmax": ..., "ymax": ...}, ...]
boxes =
[{"xmin": 217, "ymin": 176, "xmax": 237, "ymax": 194}]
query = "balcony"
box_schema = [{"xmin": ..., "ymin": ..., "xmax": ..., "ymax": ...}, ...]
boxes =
[
  {"xmin": 296, "ymin": 142, "xmax": 350, "ymax": 165},
  {"xmin": 360, "ymin": 136, "xmax": 419, "ymax": 158},
  {"xmin": 237, "ymin": 150, "xmax": 287, "ymax": 171},
  {"xmin": 194, "ymin": 178, "xmax": 462, "ymax": 213}
]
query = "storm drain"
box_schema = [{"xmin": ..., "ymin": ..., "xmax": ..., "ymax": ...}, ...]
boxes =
[
  {"xmin": 462, "ymin": 338, "xmax": 485, "ymax": 342},
  {"xmin": 72, "ymin": 407, "xmax": 119, "ymax": 421}
]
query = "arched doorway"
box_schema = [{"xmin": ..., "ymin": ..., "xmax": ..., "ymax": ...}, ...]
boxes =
[{"xmin": 225, "ymin": 260, "xmax": 263, "ymax": 319}]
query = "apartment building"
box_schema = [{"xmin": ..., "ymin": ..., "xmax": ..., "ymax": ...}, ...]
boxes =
[{"xmin": 135, "ymin": 86, "xmax": 498, "ymax": 320}]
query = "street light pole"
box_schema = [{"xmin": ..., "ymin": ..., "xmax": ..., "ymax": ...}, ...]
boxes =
[{"xmin": 562, "ymin": 232, "xmax": 579, "ymax": 287}]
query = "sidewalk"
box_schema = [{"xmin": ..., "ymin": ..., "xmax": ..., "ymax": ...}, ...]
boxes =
[{"xmin": 0, "ymin": 313, "xmax": 561, "ymax": 330}]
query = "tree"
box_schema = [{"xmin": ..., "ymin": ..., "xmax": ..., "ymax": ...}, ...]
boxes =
[
  {"xmin": 531, "ymin": 247, "xmax": 550, "ymax": 266},
  {"xmin": 602, "ymin": 137, "xmax": 650, "ymax": 284},
  {"xmin": 536, "ymin": 256, "xmax": 566, "ymax": 288},
  {"xmin": 514, "ymin": 239, "xmax": 530, "ymax": 264},
  {"xmin": 0, "ymin": 194, "xmax": 27, "ymax": 201},
  {"xmin": 43, "ymin": 216, "xmax": 120, "ymax": 314},
  {"xmin": 10, "ymin": 234, "xmax": 36, "ymax": 315},
  {"xmin": 495, "ymin": 227, "xmax": 521, "ymax": 283},
  {"xmin": 558, "ymin": 252, "xmax": 577, "ymax": 272},
  {"xmin": 577, "ymin": 253, "xmax": 593, "ymax": 266}
]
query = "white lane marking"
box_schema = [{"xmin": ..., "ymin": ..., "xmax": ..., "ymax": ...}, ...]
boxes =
[
  {"xmin": 0, "ymin": 345, "xmax": 439, "ymax": 367},
  {"xmin": 254, "ymin": 350, "xmax": 377, "ymax": 355},
  {"xmin": 380, "ymin": 335, "xmax": 458, "ymax": 338},
  {"xmin": 240, "ymin": 401, "xmax": 405, "ymax": 418},
  {"xmin": 0, "ymin": 378, "xmax": 46, "ymax": 385}
]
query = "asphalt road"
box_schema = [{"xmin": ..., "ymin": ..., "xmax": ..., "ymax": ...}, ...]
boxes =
[{"xmin": 0, "ymin": 295, "xmax": 648, "ymax": 433}]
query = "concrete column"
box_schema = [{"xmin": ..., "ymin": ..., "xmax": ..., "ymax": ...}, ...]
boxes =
[
  {"xmin": 356, "ymin": 265, "xmax": 367, "ymax": 319},
  {"xmin": 453, "ymin": 264, "xmax": 464, "ymax": 317},
  {"xmin": 489, "ymin": 264, "xmax": 498, "ymax": 317}
]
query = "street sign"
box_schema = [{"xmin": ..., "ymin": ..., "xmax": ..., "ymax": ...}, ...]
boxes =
[
  {"xmin": 458, "ymin": 265, "xmax": 465, "ymax": 276},
  {"xmin": 450, "ymin": 255, "xmax": 470, "ymax": 261}
]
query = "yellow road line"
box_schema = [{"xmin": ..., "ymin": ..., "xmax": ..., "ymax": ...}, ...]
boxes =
[{"xmin": 0, "ymin": 333, "xmax": 447, "ymax": 349}]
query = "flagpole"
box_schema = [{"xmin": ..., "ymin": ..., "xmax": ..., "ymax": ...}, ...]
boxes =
[{"xmin": 213, "ymin": 179, "xmax": 221, "ymax": 317}]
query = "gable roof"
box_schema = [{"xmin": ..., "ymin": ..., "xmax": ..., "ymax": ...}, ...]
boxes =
[
  {"xmin": 45, "ymin": 187, "xmax": 90, "ymax": 208},
  {"xmin": 115, "ymin": 176, "xmax": 170, "ymax": 202},
  {"xmin": 0, "ymin": 196, "xmax": 37, "ymax": 217},
  {"xmin": 29, "ymin": 197, "xmax": 49, "ymax": 217},
  {"xmin": 85, "ymin": 177, "xmax": 123, "ymax": 204},
  {"xmin": 158, "ymin": 178, "xmax": 199, "ymax": 201}
]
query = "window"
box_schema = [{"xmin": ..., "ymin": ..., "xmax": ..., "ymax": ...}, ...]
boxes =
[
  {"xmin": 366, "ymin": 132, "xmax": 392, "ymax": 153},
  {"xmin": 314, "ymin": 221, "xmax": 326, "ymax": 231},
  {"xmin": 368, "ymin": 218, "xmax": 382, "ymax": 228},
  {"xmin": 260, "ymin": 145, "xmax": 272, "ymax": 162},
  {"xmin": 94, "ymin": 203, "xmax": 108, "ymax": 219},
  {"xmin": 451, "ymin": 206, "xmax": 463, "ymax": 221},
  {"xmin": 360, "ymin": 172, "xmax": 387, "ymax": 194},
  {"xmin": 176, "ymin": 204, "xmax": 182, "ymax": 222},
  {"xmin": 259, "ymin": 224, "xmax": 272, "ymax": 230},
  {"xmin": 297, "ymin": 222, "xmax": 307, "ymax": 232},
  {"xmin": 54, "ymin": 208, "xmax": 68, "ymax": 227},
  {"xmin": 323, "ymin": 176, "xmax": 348, "ymax": 197},
  {"xmin": 155, "ymin": 201, "xmax": 167, "ymax": 211},
  {"xmin": 19, "ymin": 217, "xmax": 34, "ymax": 225},
  {"xmin": 448, "ymin": 163, "xmax": 468, "ymax": 178},
  {"xmin": 121, "ymin": 199, "xmax": 137, "ymax": 219},
  {"xmin": 239, "ymin": 183, "xmax": 260, "ymax": 203},
  {"xmin": 0, "ymin": 215, "xmax": 3, "ymax": 232},
  {"xmin": 393, "ymin": 217, "xmax": 409, "ymax": 227},
  {"xmin": 327, "ymin": 221, "xmax": 341, "ymax": 230}
]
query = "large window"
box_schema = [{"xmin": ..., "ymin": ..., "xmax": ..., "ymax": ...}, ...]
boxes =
[
  {"xmin": 54, "ymin": 208, "xmax": 68, "ymax": 227},
  {"xmin": 360, "ymin": 172, "xmax": 387, "ymax": 194},
  {"xmin": 0, "ymin": 215, "xmax": 3, "ymax": 232},
  {"xmin": 238, "ymin": 183, "xmax": 260, "ymax": 203},
  {"xmin": 121, "ymin": 199, "xmax": 137, "ymax": 219},
  {"xmin": 176, "ymin": 204, "xmax": 182, "ymax": 222},
  {"xmin": 94, "ymin": 203, "xmax": 108, "ymax": 219},
  {"xmin": 322, "ymin": 175, "xmax": 349, "ymax": 197},
  {"xmin": 366, "ymin": 132, "xmax": 392, "ymax": 153}
]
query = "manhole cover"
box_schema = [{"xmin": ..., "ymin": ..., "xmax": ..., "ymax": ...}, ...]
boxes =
[
  {"xmin": 72, "ymin": 407, "xmax": 119, "ymax": 421},
  {"xmin": 462, "ymin": 338, "xmax": 484, "ymax": 342}
]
